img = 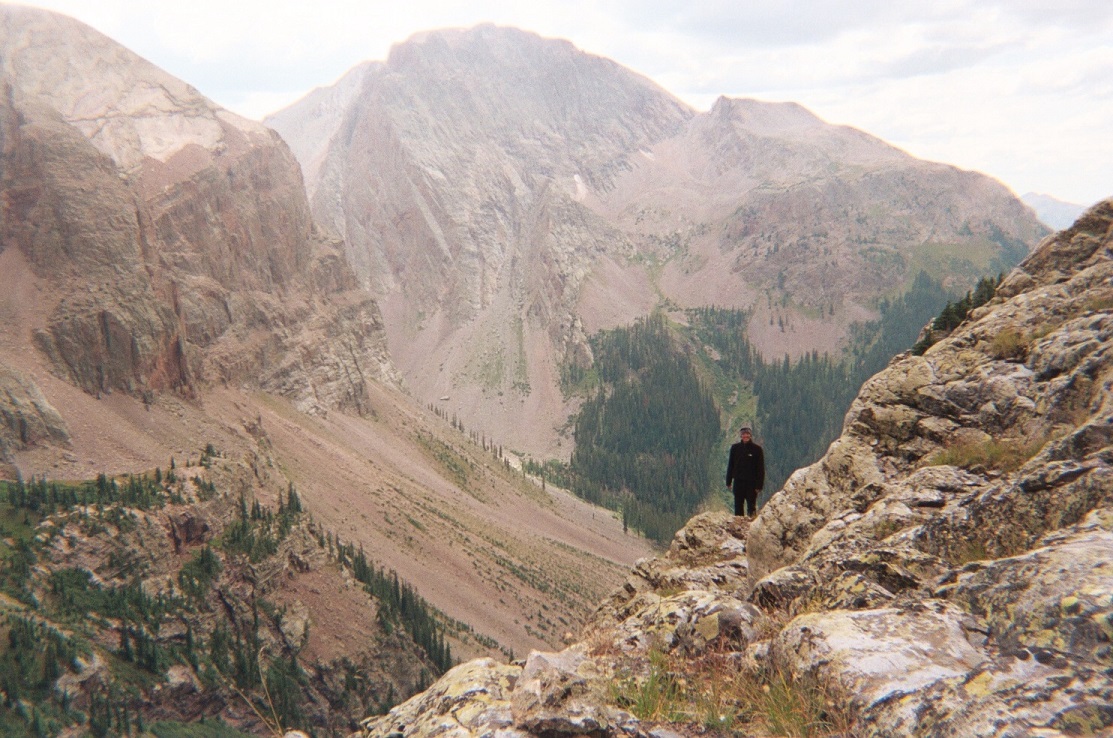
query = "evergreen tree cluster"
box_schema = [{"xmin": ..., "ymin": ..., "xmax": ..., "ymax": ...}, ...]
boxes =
[
  {"xmin": 912, "ymin": 273, "xmax": 1002, "ymax": 354},
  {"xmin": 178, "ymin": 545, "xmax": 222, "ymax": 602},
  {"xmin": 0, "ymin": 615, "xmax": 85, "ymax": 735},
  {"xmin": 87, "ymin": 684, "xmax": 147, "ymax": 738},
  {"xmin": 337, "ymin": 540, "xmax": 454, "ymax": 675},
  {"xmin": 220, "ymin": 485, "xmax": 303, "ymax": 562},
  {"xmin": 1, "ymin": 472, "xmax": 177, "ymax": 514},
  {"xmin": 750, "ymin": 351, "xmax": 857, "ymax": 500},
  {"xmin": 695, "ymin": 271, "xmax": 954, "ymax": 498},
  {"xmin": 49, "ymin": 567, "xmax": 177, "ymax": 627},
  {"xmin": 569, "ymin": 313, "xmax": 721, "ymax": 543},
  {"xmin": 850, "ymin": 271, "xmax": 954, "ymax": 368},
  {"xmin": 560, "ymin": 273, "xmax": 961, "ymax": 540},
  {"xmin": 0, "ymin": 464, "xmax": 458, "ymax": 736}
]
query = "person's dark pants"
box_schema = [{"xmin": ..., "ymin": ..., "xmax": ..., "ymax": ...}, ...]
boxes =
[{"xmin": 734, "ymin": 489, "xmax": 758, "ymax": 517}]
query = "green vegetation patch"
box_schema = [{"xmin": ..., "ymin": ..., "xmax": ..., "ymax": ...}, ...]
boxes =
[
  {"xmin": 555, "ymin": 273, "xmax": 957, "ymax": 543},
  {"xmin": 570, "ymin": 313, "xmax": 721, "ymax": 543},
  {"xmin": 608, "ymin": 648, "xmax": 857, "ymax": 735},
  {"xmin": 926, "ymin": 436, "xmax": 1046, "ymax": 473},
  {"xmin": 909, "ymin": 240, "xmax": 994, "ymax": 281},
  {"xmin": 149, "ymin": 718, "xmax": 255, "ymax": 737},
  {"xmin": 413, "ymin": 431, "xmax": 472, "ymax": 495},
  {"xmin": 338, "ymin": 541, "xmax": 454, "ymax": 674}
]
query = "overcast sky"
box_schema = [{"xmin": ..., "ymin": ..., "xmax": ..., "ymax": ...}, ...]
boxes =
[{"xmin": 11, "ymin": 1, "xmax": 1112, "ymax": 206}]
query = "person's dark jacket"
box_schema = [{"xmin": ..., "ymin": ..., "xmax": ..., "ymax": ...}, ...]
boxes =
[{"xmin": 726, "ymin": 440, "xmax": 765, "ymax": 493}]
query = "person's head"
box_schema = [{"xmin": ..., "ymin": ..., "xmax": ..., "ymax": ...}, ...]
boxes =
[{"xmin": 740, "ymin": 426, "xmax": 752, "ymax": 442}]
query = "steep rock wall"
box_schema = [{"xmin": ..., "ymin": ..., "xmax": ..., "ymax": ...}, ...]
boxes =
[{"xmin": 0, "ymin": 6, "xmax": 397, "ymax": 438}]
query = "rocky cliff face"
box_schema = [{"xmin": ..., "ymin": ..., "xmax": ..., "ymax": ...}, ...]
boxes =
[
  {"xmin": 0, "ymin": 6, "xmax": 396, "ymax": 440},
  {"xmin": 352, "ymin": 200, "xmax": 1112, "ymax": 737},
  {"xmin": 271, "ymin": 26, "xmax": 1048, "ymax": 457},
  {"xmin": 271, "ymin": 24, "xmax": 694, "ymax": 455}
]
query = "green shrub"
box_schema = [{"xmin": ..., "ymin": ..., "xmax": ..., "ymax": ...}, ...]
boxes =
[
  {"xmin": 178, "ymin": 546, "xmax": 222, "ymax": 602},
  {"xmin": 149, "ymin": 718, "xmax": 254, "ymax": 737}
]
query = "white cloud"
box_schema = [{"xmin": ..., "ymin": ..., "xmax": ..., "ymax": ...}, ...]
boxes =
[{"xmin": 8, "ymin": 0, "xmax": 1112, "ymax": 205}]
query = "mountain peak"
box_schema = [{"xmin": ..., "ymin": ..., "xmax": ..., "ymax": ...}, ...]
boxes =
[
  {"xmin": 710, "ymin": 95, "xmax": 823, "ymax": 129},
  {"xmin": 271, "ymin": 25, "xmax": 1046, "ymax": 457},
  {"xmin": 1022, "ymin": 191, "xmax": 1090, "ymax": 231},
  {"xmin": 399, "ymin": 22, "xmax": 574, "ymax": 51},
  {"xmin": 0, "ymin": 4, "xmax": 267, "ymax": 174}
]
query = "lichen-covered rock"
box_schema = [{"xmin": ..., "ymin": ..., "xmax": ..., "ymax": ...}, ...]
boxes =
[
  {"xmin": 909, "ymin": 452, "xmax": 1113, "ymax": 567},
  {"xmin": 759, "ymin": 537, "xmax": 949, "ymax": 615},
  {"xmin": 607, "ymin": 589, "xmax": 763, "ymax": 655},
  {"xmin": 860, "ymin": 656, "xmax": 1113, "ymax": 737},
  {"xmin": 593, "ymin": 512, "xmax": 748, "ymax": 627},
  {"xmin": 749, "ymin": 565, "xmax": 817, "ymax": 611},
  {"xmin": 747, "ymin": 436, "xmax": 887, "ymax": 580},
  {"xmin": 773, "ymin": 601, "xmax": 988, "ymax": 710},
  {"xmin": 938, "ymin": 508, "xmax": 1113, "ymax": 667},
  {"xmin": 512, "ymin": 648, "xmax": 641, "ymax": 737},
  {"xmin": 357, "ymin": 658, "xmax": 523, "ymax": 738},
  {"xmin": 355, "ymin": 650, "xmax": 643, "ymax": 738}
]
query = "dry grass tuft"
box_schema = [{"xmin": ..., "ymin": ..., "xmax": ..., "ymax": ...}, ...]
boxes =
[
  {"xmin": 926, "ymin": 436, "xmax": 1045, "ymax": 473},
  {"xmin": 1084, "ymin": 294, "xmax": 1113, "ymax": 313},
  {"xmin": 950, "ymin": 538, "xmax": 991, "ymax": 566},
  {"xmin": 608, "ymin": 647, "xmax": 858, "ymax": 736},
  {"xmin": 870, "ymin": 517, "xmax": 909, "ymax": 541},
  {"xmin": 584, "ymin": 627, "xmax": 622, "ymax": 658},
  {"xmin": 986, "ymin": 327, "xmax": 1028, "ymax": 360}
]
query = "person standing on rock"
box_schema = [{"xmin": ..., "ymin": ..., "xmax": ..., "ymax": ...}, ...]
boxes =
[{"xmin": 726, "ymin": 426, "xmax": 764, "ymax": 518}]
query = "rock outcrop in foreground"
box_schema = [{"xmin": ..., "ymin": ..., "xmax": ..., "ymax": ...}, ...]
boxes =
[{"xmin": 353, "ymin": 200, "xmax": 1112, "ymax": 736}]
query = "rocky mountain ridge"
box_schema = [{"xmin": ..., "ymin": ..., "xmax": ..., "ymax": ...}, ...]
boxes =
[
  {"xmin": 1, "ymin": 6, "xmax": 650, "ymax": 664},
  {"xmin": 352, "ymin": 200, "xmax": 1112, "ymax": 737},
  {"xmin": 0, "ymin": 4, "xmax": 396, "ymax": 445},
  {"xmin": 1023, "ymin": 191, "xmax": 1089, "ymax": 231},
  {"xmin": 270, "ymin": 25, "xmax": 1049, "ymax": 458}
]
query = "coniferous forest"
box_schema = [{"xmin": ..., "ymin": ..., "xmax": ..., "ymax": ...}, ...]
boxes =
[
  {"xmin": 569, "ymin": 314, "xmax": 721, "ymax": 543},
  {"xmin": 564, "ymin": 271, "xmax": 961, "ymax": 544}
]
